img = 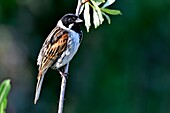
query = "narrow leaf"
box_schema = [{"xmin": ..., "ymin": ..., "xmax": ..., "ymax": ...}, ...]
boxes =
[
  {"xmin": 101, "ymin": 8, "xmax": 122, "ymax": 15},
  {"xmin": 0, "ymin": 102, "xmax": 3, "ymax": 113},
  {"xmin": 76, "ymin": 0, "xmax": 82, "ymax": 16},
  {"xmin": 2, "ymin": 98, "xmax": 7, "ymax": 110},
  {"xmin": 83, "ymin": 3, "xmax": 91, "ymax": 32},
  {"xmin": 102, "ymin": 0, "xmax": 116, "ymax": 8},
  {"xmin": 79, "ymin": 4, "xmax": 85, "ymax": 15},
  {"xmin": 91, "ymin": 0, "xmax": 104, "ymax": 24},
  {"xmin": 102, "ymin": 12, "xmax": 111, "ymax": 24},
  {"xmin": 0, "ymin": 80, "xmax": 11, "ymax": 104},
  {"xmin": 93, "ymin": 9, "xmax": 100, "ymax": 28},
  {"xmin": 0, "ymin": 83, "xmax": 4, "ymax": 94},
  {"xmin": 93, "ymin": 0, "xmax": 105, "ymax": 3}
]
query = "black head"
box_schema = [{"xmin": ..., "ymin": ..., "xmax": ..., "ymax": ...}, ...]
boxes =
[{"xmin": 60, "ymin": 13, "xmax": 83, "ymax": 28}]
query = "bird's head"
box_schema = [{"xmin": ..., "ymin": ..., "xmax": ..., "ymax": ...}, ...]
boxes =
[{"xmin": 57, "ymin": 13, "xmax": 83, "ymax": 30}]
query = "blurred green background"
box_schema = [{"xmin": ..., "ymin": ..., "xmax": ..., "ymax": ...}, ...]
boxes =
[{"xmin": 0, "ymin": 0, "xmax": 170, "ymax": 113}]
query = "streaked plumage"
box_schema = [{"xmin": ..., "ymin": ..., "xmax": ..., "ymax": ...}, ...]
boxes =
[{"xmin": 34, "ymin": 14, "xmax": 83, "ymax": 104}]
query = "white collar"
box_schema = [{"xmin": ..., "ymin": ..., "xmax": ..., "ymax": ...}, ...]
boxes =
[{"xmin": 57, "ymin": 20, "xmax": 70, "ymax": 31}]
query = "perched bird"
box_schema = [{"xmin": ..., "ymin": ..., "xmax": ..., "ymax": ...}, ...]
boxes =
[{"xmin": 34, "ymin": 13, "xmax": 83, "ymax": 104}]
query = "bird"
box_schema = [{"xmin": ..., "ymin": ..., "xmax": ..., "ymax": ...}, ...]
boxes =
[{"xmin": 34, "ymin": 13, "xmax": 83, "ymax": 104}]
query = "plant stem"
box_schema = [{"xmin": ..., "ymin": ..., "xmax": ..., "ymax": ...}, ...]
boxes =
[{"xmin": 57, "ymin": 63, "xmax": 69, "ymax": 113}]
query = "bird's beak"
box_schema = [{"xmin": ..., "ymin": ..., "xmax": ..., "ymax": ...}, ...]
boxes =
[{"xmin": 75, "ymin": 18, "xmax": 83, "ymax": 23}]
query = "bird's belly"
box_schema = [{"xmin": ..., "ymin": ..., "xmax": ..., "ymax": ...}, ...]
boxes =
[{"xmin": 52, "ymin": 31, "xmax": 80, "ymax": 69}]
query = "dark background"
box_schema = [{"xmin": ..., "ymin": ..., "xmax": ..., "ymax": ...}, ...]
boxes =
[{"xmin": 0, "ymin": 0, "xmax": 170, "ymax": 113}]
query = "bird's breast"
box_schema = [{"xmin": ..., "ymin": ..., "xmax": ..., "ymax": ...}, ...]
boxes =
[{"xmin": 52, "ymin": 30, "xmax": 82, "ymax": 69}]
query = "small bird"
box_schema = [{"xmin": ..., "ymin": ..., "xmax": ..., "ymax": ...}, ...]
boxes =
[{"xmin": 34, "ymin": 13, "xmax": 83, "ymax": 104}]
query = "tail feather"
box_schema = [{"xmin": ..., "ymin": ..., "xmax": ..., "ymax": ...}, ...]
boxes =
[{"xmin": 34, "ymin": 70, "xmax": 47, "ymax": 104}]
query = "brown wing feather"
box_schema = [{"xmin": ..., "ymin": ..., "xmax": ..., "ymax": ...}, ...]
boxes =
[{"xmin": 37, "ymin": 27, "xmax": 68, "ymax": 78}]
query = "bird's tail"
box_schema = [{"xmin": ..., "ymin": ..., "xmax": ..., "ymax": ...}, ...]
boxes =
[{"xmin": 34, "ymin": 69, "xmax": 47, "ymax": 104}]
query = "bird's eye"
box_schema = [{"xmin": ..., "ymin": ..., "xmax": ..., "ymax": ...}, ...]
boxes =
[{"xmin": 72, "ymin": 17, "xmax": 76, "ymax": 20}]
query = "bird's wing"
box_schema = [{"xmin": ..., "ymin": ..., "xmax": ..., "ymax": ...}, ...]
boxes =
[{"xmin": 37, "ymin": 27, "xmax": 69, "ymax": 73}]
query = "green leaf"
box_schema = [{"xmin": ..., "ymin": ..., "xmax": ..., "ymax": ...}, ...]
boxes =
[
  {"xmin": 0, "ymin": 79, "xmax": 11, "ymax": 113},
  {"xmin": 102, "ymin": 12, "xmax": 111, "ymax": 24},
  {"xmin": 93, "ymin": 0, "xmax": 105, "ymax": 3},
  {"xmin": 0, "ymin": 102, "xmax": 3, "ymax": 113},
  {"xmin": 0, "ymin": 79, "xmax": 11, "ymax": 105},
  {"xmin": 93, "ymin": 9, "xmax": 100, "ymax": 28},
  {"xmin": 101, "ymin": 8, "xmax": 122, "ymax": 15},
  {"xmin": 0, "ymin": 81, "xmax": 6, "ymax": 94},
  {"xmin": 83, "ymin": 3, "xmax": 91, "ymax": 32},
  {"xmin": 91, "ymin": 0, "xmax": 104, "ymax": 24},
  {"xmin": 2, "ymin": 98, "xmax": 7, "ymax": 110}
]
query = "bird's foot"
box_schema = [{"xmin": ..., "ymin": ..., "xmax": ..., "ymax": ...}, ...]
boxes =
[
  {"xmin": 61, "ymin": 72, "xmax": 69, "ymax": 79},
  {"xmin": 58, "ymin": 69, "xmax": 69, "ymax": 79}
]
